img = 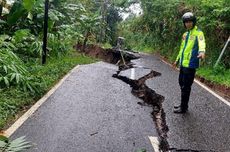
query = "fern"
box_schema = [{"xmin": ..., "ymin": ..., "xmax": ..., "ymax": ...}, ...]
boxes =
[{"xmin": 0, "ymin": 136, "xmax": 32, "ymax": 152}]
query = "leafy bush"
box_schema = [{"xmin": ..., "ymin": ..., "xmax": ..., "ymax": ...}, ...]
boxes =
[
  {"xmin": 0, "ymin": 34, "xmax": 43, "ymax": 93},
  {"xmin": 119, "ymin": 0, "xmax": 230, "ymax": 67},
  {"xmin": 12, "ymin": 29, "xmax": 43, "ymax": 60},
  {"xmin": 0, "ymin": 135, "xmax": 32, "ymax": 152}
]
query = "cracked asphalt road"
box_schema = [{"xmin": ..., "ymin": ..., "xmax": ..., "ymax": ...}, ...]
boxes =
[
  {"xmin": 135, "ymin": 54, "xmax": 230, "ymax": 151},
  {"xmin": 10, "ymin": 53, "xmax": 230, "ymax": 152},
  {"xmin": 11, "ymin": 61, "xmax": 158, "ymax": 152}
]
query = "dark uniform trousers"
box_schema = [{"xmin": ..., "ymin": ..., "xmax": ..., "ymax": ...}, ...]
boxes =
[{"xmin": 179, "ymin": 67, "xmax": 196, "ymax": 110}]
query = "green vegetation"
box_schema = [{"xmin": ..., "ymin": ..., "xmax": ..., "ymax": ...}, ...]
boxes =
[
  {"xmin": 0, "ymin": 0, "xmax": 133, "ymax": 131},
  {"xmin": 118, "ymin": 0, "xmax": 230, "ymax": 87},
  {"xmin": 197, "ymin": 65, "xmax": 230, "ymax": 87},
  {"xmin": 0, "ymin": 0, "xmax": 104, "ymax": 129},
  {"xmin": 0, "ymin": 135, "xmax": 32, "ymax": 152},
  {"xmin": 0, "ymin": 0, "xmax": 229, "ymax": 131},
  {"xmin": 0, "ymin": 51, "xmax": 96, "ymax": 129}
]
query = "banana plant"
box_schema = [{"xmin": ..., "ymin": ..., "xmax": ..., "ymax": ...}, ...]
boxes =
[
  {"xmin": 7, "ymin": 0, "xmax": 37, "ymax": 25},
  {"xmin": 0, "ymin": 135, "xmax": 32, "ymax": 152},
  {"xmin": 78, "ymin": 13, "xmax": 101, "ymax": 50}
]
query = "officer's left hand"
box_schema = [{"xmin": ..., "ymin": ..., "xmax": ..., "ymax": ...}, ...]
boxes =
[{"xmin": 197, "ymin": 52, "xmax": 205, "ymax": 59}]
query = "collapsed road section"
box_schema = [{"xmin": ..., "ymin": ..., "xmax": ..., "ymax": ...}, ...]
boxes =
[
  {"xmin": 76, "ymin": 44, "xmax": 216, "ymax": 152},
  {"xmin": 76, "ymin": 43, "xmax": 170, "ymax": 151},
  {"xmin": 75, "ymin": 43, "xmax": 140, "ymax": 65}
]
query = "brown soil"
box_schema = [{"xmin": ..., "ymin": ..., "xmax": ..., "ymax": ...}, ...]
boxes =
[
  {"xmin": 75, "ymin": 43, "xmax": 139, "ymax": 65},
  {"xmin": 196, "ymin": 76, "xmax": 230, "ymax": 100}
]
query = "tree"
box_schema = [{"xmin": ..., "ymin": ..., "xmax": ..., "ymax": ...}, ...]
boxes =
[
  {"xmin": 78, "ymin": 12, "xmax": 101, "ymax": 50},
  {"xmin": 119, "ymin": 0, "xmax": 230, "ymax": 67},
  {"xmin": 106, "ymin": 4, "xmax": 122, "ymax": 45}
]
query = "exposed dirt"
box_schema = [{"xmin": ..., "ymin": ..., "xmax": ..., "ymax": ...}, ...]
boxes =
[
  {"xmin": 76, "ymin": 44, "xmax": 170, "ymax": 151},
  {"xmin": 196, "ymin": 76, "xmax": 230, "ymax": 100},
  {"xmin": 75, "ymin": 43, "xmax": 140, "ymax": 65}
]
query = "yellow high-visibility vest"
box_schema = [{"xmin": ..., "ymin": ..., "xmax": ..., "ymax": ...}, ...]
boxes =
[{"xmin": 176, "ymin": 26, "xmax": 206, "ymax": 68}]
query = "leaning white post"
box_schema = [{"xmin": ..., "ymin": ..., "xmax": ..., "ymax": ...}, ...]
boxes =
[
  {"xmin": 214, "ymin": 36, "xmax": 230, "ymax": 68},
  {"xmin": 117, "ymin": 37, "xmax": 126, "ymax": 65}
]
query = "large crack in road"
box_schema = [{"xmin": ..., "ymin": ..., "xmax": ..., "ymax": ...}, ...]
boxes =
[
  {"xmin": 76, "ymin": 44, "xmax": 216, "ymax": 152},
  {"xmin": 169, "ymin": 148, "xmax": 215, "ymax": 152},
  {"xmin": 113, "ymin": 64, "xmax": 215, "ymax": 152},
  {"xmin": 113, "ymin": 68, "xmax": 170, "ymax": 152}
]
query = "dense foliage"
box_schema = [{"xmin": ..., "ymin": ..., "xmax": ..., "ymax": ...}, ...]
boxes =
[
  {"xmin": 0, "ymin": 0, "xmax": 93, "ymax": 129},
  {"xmin": 0, "ymin": 0, "xmax": 131, "ymax": 130},
  {"xmin": 0, "ymin": 0, "xmax": 229, "ymax": 132},
  {"xmin": 119, "ymin": 0, "xmax": 230, "ymax": 68},
  {"xmin": 0, "ymin": 0, "xmax": 136, "ymax": 90}
]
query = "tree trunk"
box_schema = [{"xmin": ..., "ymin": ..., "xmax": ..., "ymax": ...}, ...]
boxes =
[
  {"xmin": 99, "ymin": 0, "xmax": 109, "ymax": 43},
  {"xmin": 0, "ymin": 6, "xmax": 2, "ymax": 17},
  {"xmin": 83, "ymin": 30, "xmax": 90, "ymax": 51}
]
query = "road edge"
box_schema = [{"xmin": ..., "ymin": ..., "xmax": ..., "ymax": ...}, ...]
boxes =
[
  {"xmin": 3, "ymin": 65, "xmax": 80, "ymax": 137},
  {"xmin": 160, "ymin": 59, "xmax": 230, "ymax": 106}
]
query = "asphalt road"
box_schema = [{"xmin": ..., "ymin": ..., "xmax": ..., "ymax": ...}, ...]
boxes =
[
  {"xmin": 11, "ymin": 53, "xmax": 230, "ymax": 152},
  {"xmin": 134, "ymin": 54, "xmax": 230, "ymax": 151}
]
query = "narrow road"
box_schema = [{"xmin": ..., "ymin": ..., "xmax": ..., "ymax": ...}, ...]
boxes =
[
  {"xmin": 10, "ymin": 53, "xmax": 230, "ymax": 152},
  {"xmin": 10, "ymin": 62, "xmax": 158, "ymax": 152}
]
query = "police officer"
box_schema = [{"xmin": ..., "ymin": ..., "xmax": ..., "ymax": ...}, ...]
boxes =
[{"xmin": 173, "ymin": 12, "xmax": 206, "ymax": 114}]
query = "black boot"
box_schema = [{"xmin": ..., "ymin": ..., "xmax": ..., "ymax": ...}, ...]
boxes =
[
  {"xmin": 181, "ymin": 90, "xmax": 190, "ymax": 111},
  {"xmin": 174, "ymin": 107, "xmax": 187, "ymax": 114},
  {"xmin": 174, "ymin": 105, "xmax": 181, "ymax": 109},
  {"xmin": 174, "ymin": 91, "xmax": 190, "ymax": 114}
]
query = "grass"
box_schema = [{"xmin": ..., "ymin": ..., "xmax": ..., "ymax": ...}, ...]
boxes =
[
  {"xmin": 99, "ymin": 42, "xmax": 112, "ymax": 49},
  {"xmin": 0, "ymin": 50, "xmax": 96, "ymax": 130},
  {"xmin": 30, "ymin": 51, "xmax": 97, "ymax": 88},
  {"xmin": 126, "ymin": 43, "xmax": 155, "ymax": 54},
  {"xmin": 196, "ymin": 66, "xmax": 230, "ymax": 87},
  {"xmin": 134, "ymin": 46, "xmax": 155, "ymax": 53}
]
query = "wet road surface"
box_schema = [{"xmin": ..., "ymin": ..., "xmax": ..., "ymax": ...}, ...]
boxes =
[
  {"xmin": 10, "ymin": 53, "xmax": 230, "ymax": 152},
  {"xmin": 135, "ymin": 54, "xmax": 230, "ymax": 151},
  {"xmin": 11, "ymin": 62, "xmax": 158, "ymax": 152}
]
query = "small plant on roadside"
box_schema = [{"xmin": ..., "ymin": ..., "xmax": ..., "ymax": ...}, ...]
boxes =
[
  {"xmin": 136, "ymin": 148, "xmax": 147, "ymax": 152},
  {"xmin": 0, "ymin": 135, "xmax": 32, "ymax": 152}
]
